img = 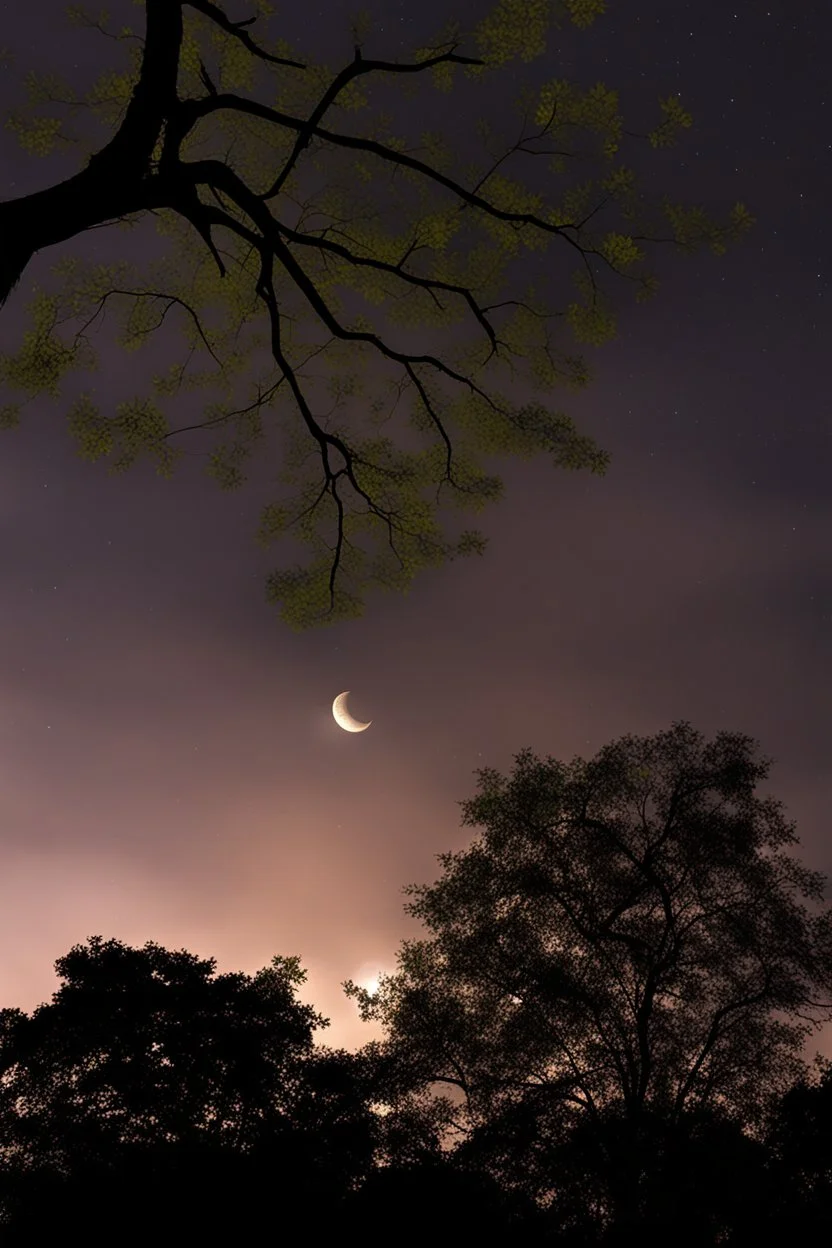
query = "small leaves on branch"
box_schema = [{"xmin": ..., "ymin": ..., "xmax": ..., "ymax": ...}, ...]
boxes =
[{"xmin": 0, "ymin": 0, "xmax": 752, "ymax": 628}]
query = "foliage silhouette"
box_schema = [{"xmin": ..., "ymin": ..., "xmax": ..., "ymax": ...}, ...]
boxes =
[
  {"xmin": 346, "ymin": 1159, "xmax": 549, "ymax": 1247},
  {"xmin": 0, "ymin": 1, "xmax": 751, "ymax": 626},
  {"xmin": 0, "ymin": 909, "xmax": 829, "ymax": 1243},
  {"xmin": 346, "ymin": 720, "xmax": 832, "ymax": 1241},
  {"xmin": 515, "ymin": 1101, "xmax": 771, "ymax": 1246},
  {"xmin": 745, "ymin": 1055, "xmax": 832, "ymax": 1241},
  {"xmin": 0, "ymin": 936, "xmax": 376, "ymax": 1243},
  {"xmin": 3, "ymin": 721, "xmax": 829, "ymax": 1243}
]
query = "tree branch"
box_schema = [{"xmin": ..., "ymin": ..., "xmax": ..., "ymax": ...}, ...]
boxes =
[{"xmin": 185, "ymin": 0, "xmax": 306, "ymax": 69}]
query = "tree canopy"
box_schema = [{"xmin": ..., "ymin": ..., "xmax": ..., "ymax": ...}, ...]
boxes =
[
  {"xmin": 0, "ymin": 934, "xmax": 546, "ymax": 1246},
  {"xmin": 0, "ymin": 0, "xmax": 751, "ymax": 627},
  {"xmin": 0, "ymin": 936, "xmax": 376, "ymax": 1240},
  {"xmin": 346, "ymin": 721, "xmax": 832, "ymax": 1239}
]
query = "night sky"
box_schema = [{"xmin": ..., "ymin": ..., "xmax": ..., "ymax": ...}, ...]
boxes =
[{"xmin": 0, "ymin": 0, "xmax": 829, "ymax": 1055}]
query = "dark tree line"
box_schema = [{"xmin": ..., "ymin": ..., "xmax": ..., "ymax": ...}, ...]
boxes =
[{"xmin": 1, "ymin": 722, "xmax": 830, "ymax": 1245}]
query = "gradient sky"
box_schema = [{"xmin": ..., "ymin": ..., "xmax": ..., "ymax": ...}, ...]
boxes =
[{"xmin": 0, "ymin": 0, "xmax": 829, "ymax": 1055}]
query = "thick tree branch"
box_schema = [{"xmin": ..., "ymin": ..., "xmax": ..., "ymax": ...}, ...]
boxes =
[{"xmin": 0, "ymin": 0, "xmax": 185, "ymax": 305}]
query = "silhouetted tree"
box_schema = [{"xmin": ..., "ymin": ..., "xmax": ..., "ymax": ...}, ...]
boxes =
[
  {"xmin": 0, "ymin": 936, "xmax": 376, "ymax": 1243},
  {"xmin": 742, "ymin": 1054, "xmax": 832, "ymax": 1242},
  {"xmin": 514, "ymin": 1100, "xmax": 771, "ymax": 1246},
  {"xmin": 0, "ymin": 1, "xmax": 751, "ymax": 627},
  {"xmin": 346, "ymin": 721, "xmax": 832, "ymax": 1243},
  {"xmin": 347, "ymin": 1158, "xmax": 549, "ymax": 1247}
]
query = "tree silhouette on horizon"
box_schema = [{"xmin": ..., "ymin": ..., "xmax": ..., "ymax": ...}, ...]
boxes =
[
  {"xmin": 347, "ymin": 720, "xmax": 832, "ymax": 1242},
  {"xmin": 0, "ymin": 936, "xmax": 376, "ymax": 1243},
  {"xmin": 4, "ymin": 721, "xmax": 830, "ymax": 1244}
]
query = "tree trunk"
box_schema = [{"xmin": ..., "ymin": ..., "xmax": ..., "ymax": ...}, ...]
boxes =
[{"xmin": 0, "ymin": 0, "xmax": 183, "ymax": 306}]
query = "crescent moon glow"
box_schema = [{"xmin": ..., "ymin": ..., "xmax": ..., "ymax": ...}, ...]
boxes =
[{"xmin": 332, "ymin": 691, "xmax": 372, "ymax": 733}]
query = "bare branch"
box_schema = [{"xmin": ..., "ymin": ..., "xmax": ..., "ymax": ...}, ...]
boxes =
[
  {"xmin": 72, "ymin": 287, "xmax": 226, "ymax": 369},
  {"xmin": 185, "ymin": 0, "xmax": 306, "ymax": 70},
  {"xmin": 275, "ymin": 220, "xmax": 502, "ymax": 360},
  {"xmin": 262, "ymin": 44, "xmax": 483, "ymax": 202}
]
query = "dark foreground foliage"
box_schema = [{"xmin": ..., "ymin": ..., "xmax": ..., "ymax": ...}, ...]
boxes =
[{"xmin": 1, "ymin": 724, "xmax": 831, "ymax": 1245}]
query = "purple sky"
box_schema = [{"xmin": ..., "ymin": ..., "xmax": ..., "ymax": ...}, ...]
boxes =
[{"xmin": 0, "ymin": 0, "xmax": 829, "ymax": 1054}]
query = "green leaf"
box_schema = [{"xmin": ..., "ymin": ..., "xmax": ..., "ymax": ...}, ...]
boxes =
[{"xmin": 0, "ymin": 403, "xmax": 21, "ymax": 430}]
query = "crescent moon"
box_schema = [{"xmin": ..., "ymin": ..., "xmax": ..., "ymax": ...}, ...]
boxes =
[{"xmin": 332, "ymin": 691, "xmax": 372, "ymax": 733}]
